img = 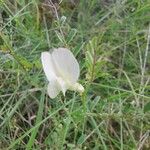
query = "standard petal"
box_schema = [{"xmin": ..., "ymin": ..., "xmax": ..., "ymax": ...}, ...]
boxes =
[
  {"xmin": 52, "ymin": 48, "xmax": 80, "ymax": 83},
  {"xmin": 47, "ymin": 80, "xmax": 60, "ymax": 99},
  {"xmin": 41, "ymin": 52, "xmax": 56, "ymax": 81}
]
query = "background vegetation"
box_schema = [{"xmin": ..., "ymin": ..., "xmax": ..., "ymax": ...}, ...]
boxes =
[{"xmin": 0, "ymin": 0, "xmax": 150, "ymax": 149}]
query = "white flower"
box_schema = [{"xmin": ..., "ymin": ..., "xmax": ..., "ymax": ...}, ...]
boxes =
[{"xmin": 41, "ymin": 48, "xmax": 84, "ymax": 99}]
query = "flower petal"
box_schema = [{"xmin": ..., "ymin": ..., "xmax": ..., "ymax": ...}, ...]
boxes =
[
  {"xmin": 41, "ymin": 52, "xmax": 56, "ymax": 81},
  {"xmin": 52, "ymin": 48, "xmax": 80, "ymax": 83},
  {"xmin": 57, "ymin": 77, "xmax": 68, "ymax": 96},
  {"xmin": 47, "ymin": 80, "xmax": 60, "ymax": 98}
]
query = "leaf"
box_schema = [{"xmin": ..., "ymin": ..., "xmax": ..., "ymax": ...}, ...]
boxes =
[
  {"xmin": 66, "ymin": 28, "xmax": 77, "ymax": 43},
  {"xmin": 77, "ymin": 134, "xmax": 86, "ymax": 145},
  {"xmin": 71, "ymin": 107, "xmax": 85, "ymax": 124},
  {"xmin": 55, "ymin": 31, "xmax": 64, "ymax": 44},
  {"xmin": 144, "ymin": 102, "xmax": 150, "ymax": 113}
]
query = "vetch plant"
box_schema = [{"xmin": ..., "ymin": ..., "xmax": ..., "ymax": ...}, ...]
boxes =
[{"xmin": 41, "ymin": 48, "xmax": 84, "ymax": 98}]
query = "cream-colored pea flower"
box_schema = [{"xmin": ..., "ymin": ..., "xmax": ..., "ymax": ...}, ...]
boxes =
[{"xmin": 41, "ymin": 48, "xmax": 84, "ymax": 98}]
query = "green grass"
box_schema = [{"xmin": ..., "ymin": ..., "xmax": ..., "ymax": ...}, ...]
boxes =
[{"xmin": 0, "ymin": 0, "xmax": 150, "ymax": 149}]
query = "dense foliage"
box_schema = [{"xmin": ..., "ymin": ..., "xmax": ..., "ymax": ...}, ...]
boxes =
[{"xmin": 0, "ymin": 0, "xmax": 150, "ymax": 149}]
